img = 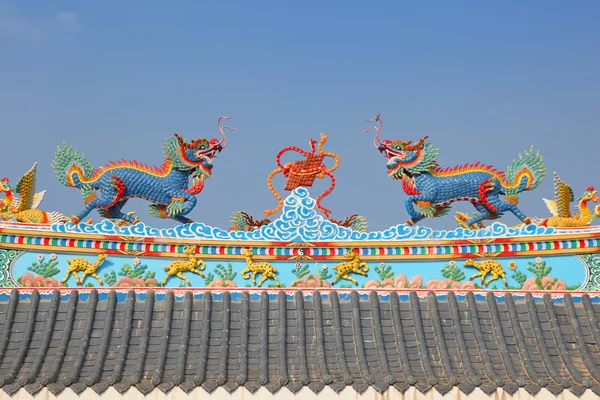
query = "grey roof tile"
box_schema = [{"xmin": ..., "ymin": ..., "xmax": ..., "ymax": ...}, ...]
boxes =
[{"xmin": 1, "ymin": 290, "xmax": 600, "ymax": 396}]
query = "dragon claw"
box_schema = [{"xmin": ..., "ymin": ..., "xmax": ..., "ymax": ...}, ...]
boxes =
[
  {"xmin": 454, "ymin": 212, "xmax": 486, "ymax": 230},
  {"xmin": 167, "ymin": 198, "xmax": 185, "ymax": 217}
]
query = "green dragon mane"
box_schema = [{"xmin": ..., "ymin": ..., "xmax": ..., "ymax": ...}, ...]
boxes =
[
  {"xmin": 504, "ymin": 145, "xmax": 546, "ymax": 199},
  {"xmin": 51, "ymin": 143, "xmax": 95, "ymax": 186},
  {"xmin": 403, "ymin": 142, "xmax": 440, "ymax": 175},
  {"xmin": 162, "ymin": 135, "xmax": 194, "ymax": 170}
]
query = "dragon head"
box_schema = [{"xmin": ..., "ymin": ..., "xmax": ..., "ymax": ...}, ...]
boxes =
[
  {"xmin": 364, "ymin": 114, "xmax": 439, "ymax": 178},
  {"xmin": 164, "ymin": 116, "xmax": 237, "ymax": 184},
  {"xmin": 578, "ymin": 186, "xmax": 599, "ymax": 203}
]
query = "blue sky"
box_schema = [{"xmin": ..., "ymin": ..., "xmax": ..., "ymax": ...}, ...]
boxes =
[{"xmin": 1, "ymin": 1, "xmax": 599, "ymax": 231}]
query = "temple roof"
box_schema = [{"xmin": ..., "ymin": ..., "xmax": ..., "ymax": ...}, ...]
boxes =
[{"xmin": 0, "ymin": 289, "xmax": 600, "ymax": 397}]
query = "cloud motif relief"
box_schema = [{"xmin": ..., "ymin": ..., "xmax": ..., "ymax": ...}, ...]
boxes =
[{"xmin": 50, "ymin": 187, "xmax": 556, "ymax": 241}]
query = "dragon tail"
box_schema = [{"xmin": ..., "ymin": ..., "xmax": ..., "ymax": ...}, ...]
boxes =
[
  {"xmin": 47, "ymin": 211, "xmax": 70, "ymax": 224},
  {"xmin": 349, "ymin": 215, "xmax": 368, "ymax": 232},
  {"xmin": 503, "ymin": 146, "xmax": 546, "ymax": 201},
  {"xmin": 230, "ymin": 211, "xmax": 251, "ymax": 231},
  {"xmin": 52, "ymin": 143, "xmax": 97, "ymax": 198}
]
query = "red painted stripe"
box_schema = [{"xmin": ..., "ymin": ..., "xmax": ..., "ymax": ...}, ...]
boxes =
[{"xmin": 579, "ymin": 239, "xmax": 586, "ymax": 248}]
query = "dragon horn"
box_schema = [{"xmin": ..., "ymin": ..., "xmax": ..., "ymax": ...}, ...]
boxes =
[
  {"xmin": 174, "ymin": 133, "xmax": 197, "ymax": 149},
  {"xmin": 398, "ymin": 136, "xmax": 429, "ymax": 151},
  {"xmin": 215, "ymin": 115, "xmax": 237, "ymax": 150},
  {"xmin": 363, "ymin": 113, "xmax": 385, "ymax": 149},
  {"xmin": 174, "ymin": 133, "xmax": 185, "ymax": 146}
]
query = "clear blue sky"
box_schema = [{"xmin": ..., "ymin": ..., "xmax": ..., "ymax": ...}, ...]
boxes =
[{"xmin": 1, "ymin": 1, "xmax": 599, "ymax": 230}]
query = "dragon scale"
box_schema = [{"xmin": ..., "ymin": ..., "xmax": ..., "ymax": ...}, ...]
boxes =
[
  {"xmin": 51, "ymin": 116, "xmax": 236, "ymax": 225},
  {"xmin": 365, "ymin": 114, "xmax": 547, "ymax": 227}
]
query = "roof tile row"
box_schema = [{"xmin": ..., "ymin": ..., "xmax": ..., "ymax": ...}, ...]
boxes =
[{"xmin": 0, "ymin": 289, "xmax": 599, "ymax": 397}]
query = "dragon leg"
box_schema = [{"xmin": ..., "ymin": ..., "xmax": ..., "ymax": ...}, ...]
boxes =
[
  {"xmin": 404, "ymin": 197, "xmax": 426, "ymax": 225},
  {"xmin": 102, "ymin": 200, "xmax": 139, "ymax": 225},
  {"xmin": 148, "ymin": 204, "xmax": 194, "ymax": 223},
  {"xmin": 72, "ymin": 189, "xmax": 119, "ymax": 223},
  {"xmin": 173, "ymin": 215, "xmax": 195, "ymax": 224},
  {"xmin": 488, "ymin": 194, "xmax": 531, "ymax": 223},
  {"xmin": 164, "ymin": 193, "xmax": 197, "ymax": 223},
  {"xmin": 462, "ymin": 205, "xmax": 492, "ymax": 228}
]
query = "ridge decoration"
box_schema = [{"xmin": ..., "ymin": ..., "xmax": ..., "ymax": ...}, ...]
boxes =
[
  {"xmin": 51, "ymin": 187, "xmax": 556, "ymax": 241},
  {"xmin": 0, "ymin": 162, "xmax": 68, "ymax": 224},
  {"xmin": 365, "ymin": 113, "xmax": 547, "ymax": 229},
  {"xmin": 533, "ymin": 172, "xmax": 600, "ymax": 227},
  {"xmin": 229, "ymin": 131, "xmax": 368, "ymax": 233},
  {"xmin": 265, "ymin": 133, "xmax": 340, "ymax": 218},
  {"xmin": 51, "ymin": 116, "xmax": 237, "ymax": 225}
]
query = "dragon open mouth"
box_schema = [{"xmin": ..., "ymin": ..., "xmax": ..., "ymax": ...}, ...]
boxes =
[
  {"xmin": 380, "ymin": 146, "xmax": 405, "ymax": 159},
  {"xmin": 196, "ymin": 156, "xmax": 215, "ymax": 177},
  {"xmin": 198, "ymin": 147, "xmax": 221, "ymax": 159},
  {"xmin": 386, "ymin": 159, "xmax": 405, "ymax": 179}
]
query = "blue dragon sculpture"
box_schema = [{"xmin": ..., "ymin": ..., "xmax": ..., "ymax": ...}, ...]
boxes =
[
  {"xmin": 51, "ymin": 116, "xmax": 236, "ymax": 225},
  {"xmin": 364, "ymin": 114, "xmax": 547, "ymax": 228}
]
